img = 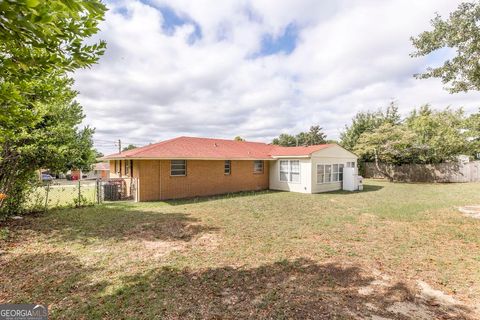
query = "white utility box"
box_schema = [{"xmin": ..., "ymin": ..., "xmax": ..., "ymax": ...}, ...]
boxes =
[{"xmin": 343, "ymin": 167, "xmax": 363, "ymax": 191}]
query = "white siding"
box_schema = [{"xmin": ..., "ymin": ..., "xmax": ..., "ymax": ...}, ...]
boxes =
[
  {"xmin": 269, "ymin": 159, "xmax": 311, "ymax": 193},
  {"xmin": 310, "ymin": 145, "xmax": 358, "ymax": 193}
]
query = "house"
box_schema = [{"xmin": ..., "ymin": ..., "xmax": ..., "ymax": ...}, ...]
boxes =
[
  {"xmin": 83, "ymin": 162, "xmax": 110, "ymax": 180},
  {"xmin": 103, "ymin": 136, "xmax": 357, "ymax": 201}
]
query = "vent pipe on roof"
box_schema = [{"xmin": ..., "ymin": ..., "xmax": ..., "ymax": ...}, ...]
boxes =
[{"xmin": 214, "ymin": 142, "xmax": 218, "ymax": 147}]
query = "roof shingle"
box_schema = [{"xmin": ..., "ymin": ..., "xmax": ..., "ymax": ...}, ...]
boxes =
[{"xmin": 104, "ymin": 136, "xmax": 334, "ymax": 160}]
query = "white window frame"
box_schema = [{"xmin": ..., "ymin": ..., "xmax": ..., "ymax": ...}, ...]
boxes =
[
  {"xmin": 279, "ymin": 160, "xmax": 300, "ymax": 183},
  {"xmin": 253, "ymin": 160, "xmax": 264, "ymax": 173},
  {"xmin": 317, "ymin": 163, "xmax": 345, "ymax": 184},
  {"xmin": 170, "ymin": 160, "xmax": 187, "ymax": 176},
  {"xmin": 346, "ymin": 161, "xmax": 356, "ymax": 168},
  {"xmin": 224, "ymin": 160, "xmax": 231, "ymax": 175}
]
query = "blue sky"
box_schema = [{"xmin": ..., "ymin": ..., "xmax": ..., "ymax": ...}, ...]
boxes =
[{"xmin": 73, "ymin": 0, "xmax": 480, "ymax": 154}]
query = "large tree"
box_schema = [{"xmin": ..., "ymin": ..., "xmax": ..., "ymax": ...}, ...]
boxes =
[
  {"xmin": 411, "ymin": 1, "xmax": 480, "ymax": 93},
  {"xmin": 0, "ymin": 0, "xmax": 106, "ymax": 216},
  {"xmin": 340, "ymin": 102, "xmax": 401, "ymax": 155},
  {"xmin": 272, "ymin": 126, "xmax": 327, "ymax": 147}
]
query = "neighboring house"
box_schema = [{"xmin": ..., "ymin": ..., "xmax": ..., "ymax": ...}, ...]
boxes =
[
  {"xmin": 104, "ymin": 136, "xmax": 357, "ymax": 201},
  {"xmin": 84, "ymin": 162, "xmax": 110, "ymax": 180}
]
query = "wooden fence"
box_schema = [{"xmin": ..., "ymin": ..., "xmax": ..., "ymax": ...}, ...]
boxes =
[{"xmin": 363, "ymin": 161, "xmax": 480, "ymax": 183}]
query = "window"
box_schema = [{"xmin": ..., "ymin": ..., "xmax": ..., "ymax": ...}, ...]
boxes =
[
  {"xmin": 115, "ymin": 160, "xmax": 120, "ymax": 174},
  {"xmin": 254, "ymin": 160, "xmax": 264, "ymax": 173},
  {"xmin": 279, "ymin": 160, "xmax": 289, "ymax": 181},
  {"xmin": 290, "ymin": 160, "xmax": 300, "ymax": 182},
  {"xmin": 347, "ymin": 161, "xmax": 355, "ymax": 168},
  {"xmin": 332, "ymin": 164, "xmax": 345, "ymax": 182},
  {"xmin": 317, "ymin": 163, "xmax": 345, "ymax": 184},
  {"xmin": 325, "ymin": 164, "xmax": 332, "ymax": 182},
  {"xmin": 125, "ymin": 160, "xmax": 129, "ymax": 176},
  {"xmin": 224, "ymin": 160, "xmax": 231, "ymax": 175},
  {"xmin": 317, "ymin": 164, "xmax": 324, "ymax": 184},
  {"xmin": 171, "ymin": 160, "xmax": 186, "ymax": 176},
  {"xmin": 280, "ymin": 160, "xmax": 300, "ymax": 183}
]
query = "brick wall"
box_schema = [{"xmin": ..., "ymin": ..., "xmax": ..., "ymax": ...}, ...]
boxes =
[{"xmin": 135, "ymin": 159, "xmax": 270, "ymax": 201}]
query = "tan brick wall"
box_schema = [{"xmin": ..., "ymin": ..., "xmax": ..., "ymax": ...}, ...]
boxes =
[{"xmin": 135, "ymin": 159, "xmax": 270, "ymax": 201}]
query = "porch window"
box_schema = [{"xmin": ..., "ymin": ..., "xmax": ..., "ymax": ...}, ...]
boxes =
[
  {"xmin": 171, "ymin": 160, "xmax": 186, "ymax": 176},
  {"xmin": 224, "ymin": 160, "xmax": 231, "ymax": 175},
  {"xmin": 279, "ymin": 160, "xmax": 300, "ymax": 183},
  {"xmin": 253, "ymin": 160, "xmax": 264, "ymax": 173},
  {"xmin": 317, "ymin": 163, "xmax": 345, "ymax": 183}
]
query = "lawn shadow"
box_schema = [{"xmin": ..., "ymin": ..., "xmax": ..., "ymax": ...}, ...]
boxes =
[
  {"xmin": 163, "ymin": 189, "xmax": 280, "ymax": 206},
  {"xmin": 325, "ymin": 183, "xmax": 384, "ymax": 194},
  {"xmin": 72, "ymin": 258, "xmax": 474, "ymax": 319},
  {"xmin": 10, "ymin": 206, "xmax": 218, "ymax": 243},
  {"xmin": 0, "ymin": 251, "xmax": 108, "ymax": 308}
]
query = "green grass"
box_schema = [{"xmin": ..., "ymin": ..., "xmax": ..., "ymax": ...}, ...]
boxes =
[
  {"xmin": 27, "ymin": 183, "xmax": 97, "ymax": 209},
  {"xmin": 1, "ymin": 180, "xmax": 480, "ymax": 319}
]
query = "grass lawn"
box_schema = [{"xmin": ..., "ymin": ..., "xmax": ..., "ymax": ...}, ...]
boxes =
[
  {"xmin": 27, "ymin": 183, "xmax": 97, "ymax": 209},
  {"xmin": 1, "ymin": 179, "xmax": 480, "ymax": 319}
]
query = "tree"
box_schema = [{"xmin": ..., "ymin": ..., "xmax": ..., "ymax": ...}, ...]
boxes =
[
  {"xmin": 340, "ymin": 102, "xmax": 401, "ymax": 155},
  {"xmin": 411, "ymin": 2, "xmax": 480, "ymax": 93},
  {"xmin": 233, "ymin": 136, "xmax": 245, "ymax": 141},
  {"xmin": 123, "ymin": 144, "xmax": 137, "ymax": 151},
  {"xmin": 354, "ymin": 123, "xmax": 418, "ymax": 180},
  {"xmin": 272, "ymin": 126, "xmax": 328, "ymax": 147},
  {"xmin": 272, "ymin": 133, "xmax": 297, "ymax": 147},
  {"xmin": 405, "ymin": 105, "xmax": 472, "ymax": 163},
  {"xmin": 302, "ymin": 125, "xmax": 327, "ymax": 146},
  {"xmin": 0, "ymin": 0, "xmax": 106, "ymax": 216}
]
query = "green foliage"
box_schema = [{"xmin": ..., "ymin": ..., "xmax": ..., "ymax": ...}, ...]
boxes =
[
  {"xmin": 340, "ymin": 102, "xmax": 401, "ymax": 155},
  {"xmin": 122, "ymin": 144, "xmax": 137, "ymax": 152},
  {"xmin": 353, "ymin": 105, "xmax": 479, "ymax": 165},
  {"xmin": 272, "ymin": 126, "xmax": 327, "ymax": 146},
  {"xmin": 233, "ymin": 136, "xmax": 245, "ymax": 141},
  {"xmin": 411, "ymin": 2, "xmax": 480, "ymax": 92},
  {"xmin": 0, "ymin": 0, "xmax": 106, "ymax": 217}
]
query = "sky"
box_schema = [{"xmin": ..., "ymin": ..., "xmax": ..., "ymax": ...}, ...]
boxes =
[{"xmin": 73, "ymin": 0, "xmax": 480, "ymax": 155}]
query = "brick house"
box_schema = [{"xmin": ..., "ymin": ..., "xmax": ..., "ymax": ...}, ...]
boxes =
[{"xmin": 104, "ymin": 136, "xmax": 357, "ymax": 201}]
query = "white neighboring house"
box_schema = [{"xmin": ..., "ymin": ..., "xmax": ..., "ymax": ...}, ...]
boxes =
[{"xmin": 269, "ymin": 144, "xmax": 358, "ymax": 193}]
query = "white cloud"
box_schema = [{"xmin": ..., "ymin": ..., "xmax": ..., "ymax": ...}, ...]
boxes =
[{"xmin": 73, "ymin": 0, "xmax": 480, "ymax": 154}]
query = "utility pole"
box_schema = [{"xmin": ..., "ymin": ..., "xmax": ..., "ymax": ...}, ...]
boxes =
[{"xmin": 118, "ymin": 139, "xmax": 122, "ymax": 154}]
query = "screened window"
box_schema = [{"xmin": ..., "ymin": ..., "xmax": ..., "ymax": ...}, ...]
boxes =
[
  {"xmin": 224, "ymin": 160, "xmax": 231, "ymax": 175},
  {"xmin": 254, "ymin": 160, "xmax": 264, "ymax": 173},
  {"xmin": 171, "ymin": 160, "xmax": 186, "ymax": 176},
  {"xmin": 279, "ymin": 160, "xmax": 300, "ymax": 182}
]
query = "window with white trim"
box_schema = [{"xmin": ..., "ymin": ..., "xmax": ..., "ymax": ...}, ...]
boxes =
[
  {"xmin": 317, "ymin": 163, "xmax": 345, "ymax": 184},
  {"xmin": 171, "ymin": 160, "xmax": 186, "ymax": 176},
  {"xmin": 346, "ymin": 161, "xmax": 355, "ymax": 168},
  {"xmin": 279, "ymin": 160, "xmax": 300, "ymax": 182},
  {"xmin": 224, "ymin": 160, "xmax": 231, "ymax": 175},
  {"xmin": 254, "ymin": 160, "xmax": 264, "ymax": 173},
  {"xmin": 332, "ymin": 164, "xmax": 345, "ymax": 182}
]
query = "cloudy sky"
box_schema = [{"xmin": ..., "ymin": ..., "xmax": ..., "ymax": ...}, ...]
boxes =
[{"xmin": 73, "ymin": 0, "xmax": 480, "ymax": 154}]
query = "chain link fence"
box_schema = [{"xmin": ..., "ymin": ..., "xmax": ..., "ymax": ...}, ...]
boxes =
[{"xmin": 27, "ymin": 178, "xmax": 138, "ymax": 212}]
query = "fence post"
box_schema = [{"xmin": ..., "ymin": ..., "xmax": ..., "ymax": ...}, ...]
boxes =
[{"xmin": 44, "ymin": 181, "xmax": 51, "ymax": 212}]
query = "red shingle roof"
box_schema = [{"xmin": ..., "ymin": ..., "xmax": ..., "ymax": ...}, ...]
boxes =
[{"xmin": 103, "ymin": 136, "xmax": 335, "ymax": 160}]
